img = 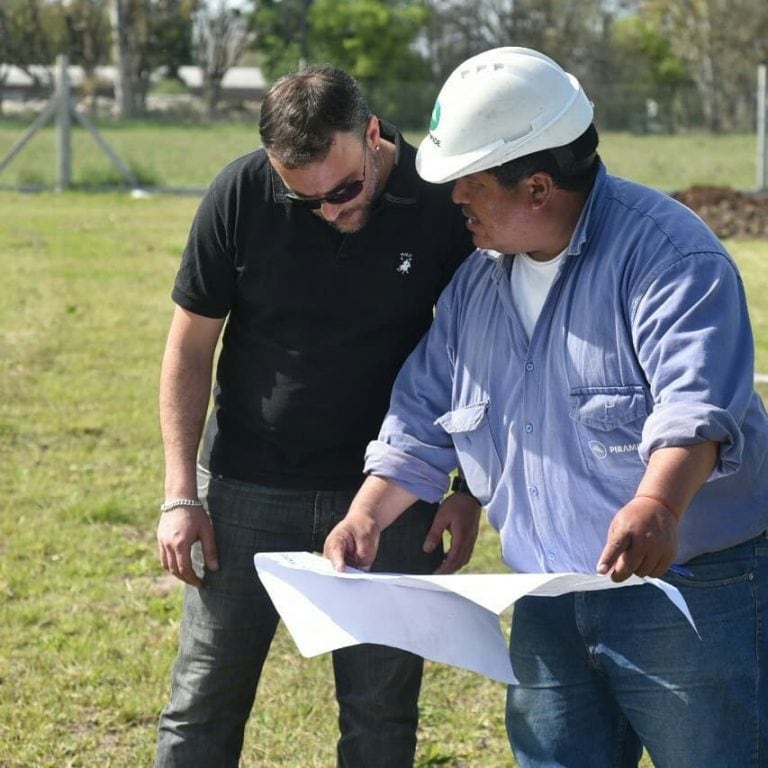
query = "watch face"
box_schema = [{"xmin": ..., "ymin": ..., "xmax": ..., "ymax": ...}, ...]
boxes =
[
  {"xmin": 452, "ymin": 476, "xmax": 470, "ymax": 493},
  {"xmin": 450, "ymin": 475, "xmax": 480, "ymax": 504}
]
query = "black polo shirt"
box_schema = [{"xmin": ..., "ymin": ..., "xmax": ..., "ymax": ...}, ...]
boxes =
[{"xmin": 172, "ymin": 123, "xmax": 473, "ymax": 489}]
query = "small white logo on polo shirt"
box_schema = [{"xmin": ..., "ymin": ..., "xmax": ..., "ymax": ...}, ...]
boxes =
[{"xmin": 397, "ymin": 253, "xmax": 413, "ymax": 274}]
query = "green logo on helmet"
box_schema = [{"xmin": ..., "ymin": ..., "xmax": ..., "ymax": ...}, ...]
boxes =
[{"xmin": 429, "ymin": 102, "xmax": 441, "ymax": 131}]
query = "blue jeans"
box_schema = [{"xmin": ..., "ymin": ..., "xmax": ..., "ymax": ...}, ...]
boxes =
[
  {"xmin": 506, "ymin": 531, "xmax": 768, "ymax": 768},
  {"xmin": 155, "ymin": 470, "xmax": 443, "ymax": 768}
]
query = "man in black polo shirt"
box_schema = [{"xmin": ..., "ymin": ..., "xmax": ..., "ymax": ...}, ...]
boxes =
[{"xmin": 154, "ymin": 65, "xmax": 480, "ymax": 768}]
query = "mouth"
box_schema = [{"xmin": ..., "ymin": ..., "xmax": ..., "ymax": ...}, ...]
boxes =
[
  {"xmin": 462, "ymin": 207, "xmax": 478, "ymax": 224},
  {"xmin": 335, "ymin": 207, "xmax": 363, "ymax": 225},
  {"xmin": 320, "ymin": 204, "xmax": 369, "ymax": 233}
]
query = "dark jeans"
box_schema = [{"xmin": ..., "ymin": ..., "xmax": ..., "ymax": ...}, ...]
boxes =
[
  {"xmin": 155, "ymin": 470, "xmax": 443, "ymax": 768},
  {"xmin": 506, "ymin": 531, "xmax": 768, "ymax": 768}
]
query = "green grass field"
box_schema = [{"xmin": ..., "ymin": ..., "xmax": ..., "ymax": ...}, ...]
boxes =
[{"xmin": 1, "ymin": 122, "xmax": 767, "ymax": 767}]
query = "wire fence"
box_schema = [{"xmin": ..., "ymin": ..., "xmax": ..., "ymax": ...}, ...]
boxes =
[{"xmin": 1, "ymin": 65, "xmax": 766, "ymax": 135}]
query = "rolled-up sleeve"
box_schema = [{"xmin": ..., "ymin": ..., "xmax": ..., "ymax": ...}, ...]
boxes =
[
  {"xmin": 364, "ymin": 442, "xmax": 450, "ymax": 502},
  {"xmin": 633, "ymin": 251, "xmax": 754, "ymax": 478}
]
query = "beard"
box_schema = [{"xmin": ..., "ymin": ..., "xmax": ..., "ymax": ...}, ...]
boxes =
[
  {"xmin": 322, "ymin": 203, "xmax": 370, "ymax": 234},
  {"xmin": 317, "ymin": 149, "xmax": 383, "ymax": 234}
]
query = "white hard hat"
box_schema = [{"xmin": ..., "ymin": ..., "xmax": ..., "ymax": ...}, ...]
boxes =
[{"xmin": 416, "ymin": 47, "xmax": 594, "ymax": 184}]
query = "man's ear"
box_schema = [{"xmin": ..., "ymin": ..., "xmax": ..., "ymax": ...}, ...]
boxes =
[
  {"xmin": 366, "ymin": 114, "xmax": 380, "ymax": 148},
  {"xmin": 526, "ymin": 172, "xmax": 555, "ymax": 208}
]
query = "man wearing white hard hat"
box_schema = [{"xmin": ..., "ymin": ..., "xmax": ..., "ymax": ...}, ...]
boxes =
[{"xmin": 325, "ymin": 47, "xmax": 768, "ymax": 766}]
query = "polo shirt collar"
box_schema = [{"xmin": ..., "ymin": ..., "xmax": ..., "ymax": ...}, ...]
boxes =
[{"xmin": 378, "ymin": 120, "xmax": 419, "ymax": 206}]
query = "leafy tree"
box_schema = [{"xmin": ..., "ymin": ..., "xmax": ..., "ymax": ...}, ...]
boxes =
[
  {"xmin": 111, "ymin": 0, "xmax": 198, "ymax": 117},
  {"xmin": 422, "ymin": 0, "xmax": 614, "ymax": 83},
  {"xmin": 57, "ymin": 0, "xmax": 113, "ymax": 112},
  {"xmin": 420, "ymin": 0, "xmax": 486, "ymax": 85},
  {"xmin": 251, "ymin": 0, "xmax": 432, "ymax": 127},
  {"xmin": 0, "ymin": 0, "xmax": 61, "ymax": 89},
  {"xmin": 611, "ymin": 13, "xmax": 690, "ymax": 131},
  {"xmin": 192, "ymin": 0, "xmax": 255, "ymax": 118},
  {"xmin": 642, "ymin": 0, "xmax": 768, "ymax": 131},
  {"xmin": 309, "ymin": 0, "xmax": 431, "ymax": 127},
  {"xmin": 152, "ymin": 0, "xmax": 199, "ymax": 80},
  {"xmin": 309, "ymin": 0, "xmax": 428, "ymax": 78},
  {"xmin": 250, "ymin": 0, "xmax": 312, "ymax": 78}
]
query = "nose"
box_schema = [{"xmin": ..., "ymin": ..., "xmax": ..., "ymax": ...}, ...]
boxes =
[
  {"xmin": 319, "ymin": 201, "xmax": 343, "ymax": 221},
  {"xmin": 451, "ymin": 178, "xmax": 468, "ymax": 205}
]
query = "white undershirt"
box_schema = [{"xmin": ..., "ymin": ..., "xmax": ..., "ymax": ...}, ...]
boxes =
[{"xmin": 510, "ymin": 250, "xmax": 566, "ymax": 339}]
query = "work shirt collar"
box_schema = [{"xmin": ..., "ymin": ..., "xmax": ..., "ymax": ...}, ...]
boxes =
[{"xmin": 480, "ymin": 161, "xmax": 608, "ymax": 282}]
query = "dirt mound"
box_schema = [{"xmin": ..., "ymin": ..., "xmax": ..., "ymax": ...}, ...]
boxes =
[{"xmin": 672, "ymin": 185, "xmax": 768, "ymax": 239}]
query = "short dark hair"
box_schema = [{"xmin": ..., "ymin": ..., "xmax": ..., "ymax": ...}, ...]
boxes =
[
  {"xmin": 259, "ymin": 65, "xmax": 372, "ymax": 168},
  {"xmin": 488, "ymin": 124, "xmax": 600, "ymax": 193}
]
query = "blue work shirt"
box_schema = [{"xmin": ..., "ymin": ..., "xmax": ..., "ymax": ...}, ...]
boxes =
[{"xmin": 365, "ymin": 163, "xmax": 768, "ymax": 573}]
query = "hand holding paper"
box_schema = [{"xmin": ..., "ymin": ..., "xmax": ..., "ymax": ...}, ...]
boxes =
[
  {"xmin": 254, "ymin": 552, "xmax": 697, "ymax": 684},
  {"xmin": 323, "ymin": 476, "xmax": 416, "ymax": 571}
]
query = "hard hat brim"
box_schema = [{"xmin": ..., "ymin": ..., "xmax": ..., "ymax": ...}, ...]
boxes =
[
  {"xmin": 415, "ymin": 138, "xmax": 508, "ymax": 184},
  {"xmin": 415, "ymin": 49, "xmax": 594, "ymax": 185}
]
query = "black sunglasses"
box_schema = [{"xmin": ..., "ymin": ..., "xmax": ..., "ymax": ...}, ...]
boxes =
[{"xmin": 285, "ymin": 143, "xmax": 368, "ymax": 210}]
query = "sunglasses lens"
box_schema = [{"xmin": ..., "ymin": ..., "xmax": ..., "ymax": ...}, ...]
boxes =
[
  {"xmin": 324, "ymin": 180, "xmax": 364, "ymax": 205},
  {"xmin": 285, "ymin": 141, "xmax": 367, "ymax": 208},
  {"xmin": 285, "ymin": 173, "xmax": 364, "ymax": 209}
]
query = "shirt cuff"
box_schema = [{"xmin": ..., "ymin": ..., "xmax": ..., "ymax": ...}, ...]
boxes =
[
  {"xmin": 640, "ymin": 401, "xmax": 744, "ymax": 479},
  {"xmin": 364, "ymin": 441, "xmax": 449, "ymax": 503}
]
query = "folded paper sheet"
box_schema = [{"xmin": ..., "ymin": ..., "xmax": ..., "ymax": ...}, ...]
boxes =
[{"xmin": 254, "ymin": 552, "xmax": 696, "ymax": 684}]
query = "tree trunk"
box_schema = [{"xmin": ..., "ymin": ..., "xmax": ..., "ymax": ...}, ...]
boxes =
[
  {"xmin": 203, "ymin": 72, "xmax": 223, "ymax": 120},
  {"xmin": 110, "ymin": 0, "xmax": 138, "ymax": 117}
]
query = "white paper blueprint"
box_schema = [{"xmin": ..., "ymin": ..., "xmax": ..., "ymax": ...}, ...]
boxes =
[{"xmin": 254, "ymin": 551, "xmax": 696, "ymax": 684}]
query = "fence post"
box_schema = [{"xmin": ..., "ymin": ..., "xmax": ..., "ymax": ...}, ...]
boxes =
[
  {"xmin": 55, "ymin": 54, "xmax": 71, "ymax": 191},
  {"xmin": 0, "ymin": 55, "xmax": 137, "ymax": 190},
  {"xmin": 758, "ymin": 63, "xmax": 767, "ymax": 192}
]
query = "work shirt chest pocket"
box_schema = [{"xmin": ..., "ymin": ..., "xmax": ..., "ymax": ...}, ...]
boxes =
[
  {"xmin": 435, "ymin": 401, "xmax": 502, "ymax": 505},
  {"xmin": 568, "ymin": 387, "xmax": 648, "ymax": 483}
]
